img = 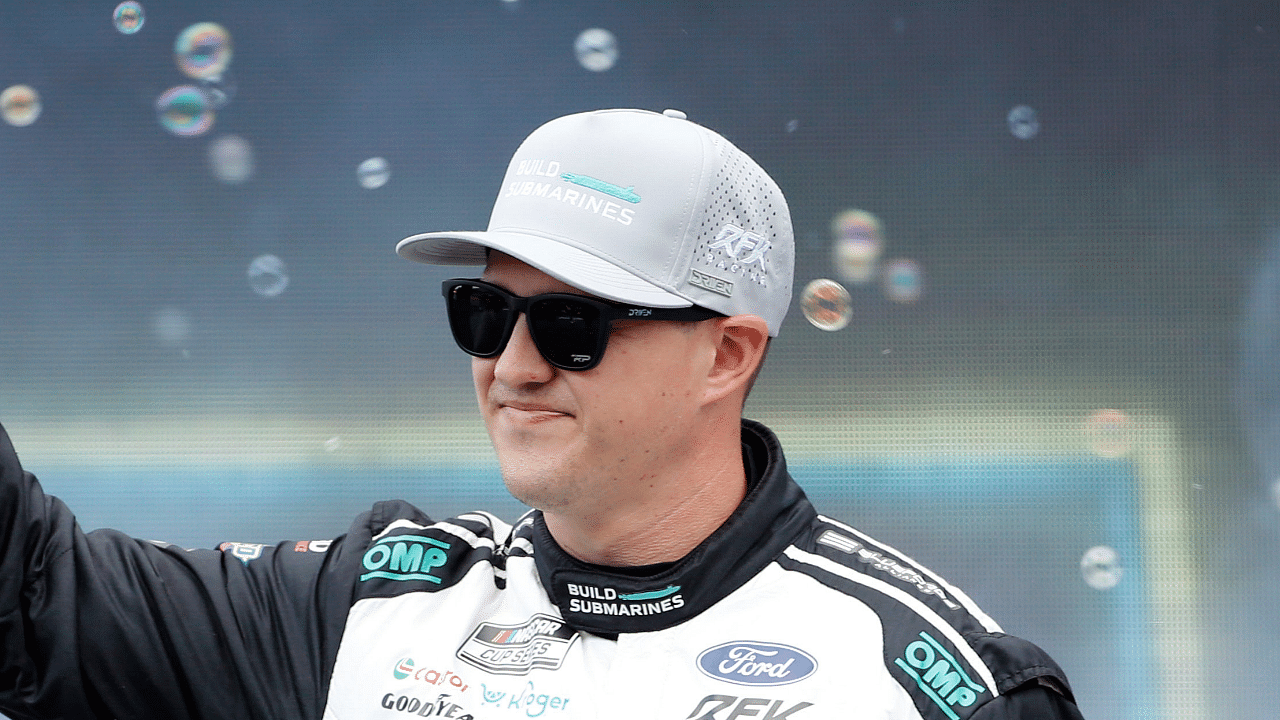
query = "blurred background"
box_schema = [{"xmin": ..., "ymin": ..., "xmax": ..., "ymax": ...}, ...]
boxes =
[{"xmin": 2, "ymin": 1, "xmax": 1278, "ymax": 718}]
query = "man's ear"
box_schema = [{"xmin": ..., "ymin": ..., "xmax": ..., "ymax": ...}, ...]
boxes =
[{"xmin": 703, "ymin": 315, "xmax": 770, "ymax": 405}]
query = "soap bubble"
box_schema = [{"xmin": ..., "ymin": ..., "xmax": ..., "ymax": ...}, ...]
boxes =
[
  {"xmin": 800, "ymin": 278, "xmax": 852, "ymax": 332},
  {"xmin": 357, "ymin": 157, "xmax": 390, "ymax": 189},
  {"xmin": 882, "ymin": 258, "xmax": 923, "ymax": 303},
  {"xmin": 113, "ymin": 2, "xmax": 144, "ymax": 34},
  {"xmin": 575, "ymin": 28, "xmax": 618, "ymax": 72},
  {"xmin": 1272, "ymin": 479, "xmax": 1280, "ymax": 512},
  {"xmin": 156, "ymin": 85, "xmax": 214, "ymax": 137},
  {"xmin": 1007, "ymin": 105, "xmax": 1039, "ymax": 140},
  {"xmin": 1086, "ymin": 408, "xmax": 1133, "ymax": 458},
  {"xmin": 247, "ymin": 254, "xmax": 289, "ymax": 297},
  {"xmin": 153, "ymin": 307, "xmax": 192, "ymax": 347},
  {"xmin": 1, "ymin": 85, "xmax": 41, "ymax": 127},
  {"xmin": 208, "ymin": 134, "xmax": 254, "ymax": 184},
  {"xmin": 175, "ymin": 22, "xmax": 233, "ymax": 80},
  {"xmin": 785, "ymin": 119, "xmax": 799, "ymax": 133},
  {"xmin": 831, "ymin": 209, "xmax": 884, "ymax": 284},
  {"xmin": 324, "ymin": 436, "xmax": 343, "ymax": 453},
  {"xmin": 1080, "ymin": 545, "xmax": 1123, "ymax": 590},
  {"xmin": 835, "ymin": 238, "xmax": 883, "ymax": 284}
]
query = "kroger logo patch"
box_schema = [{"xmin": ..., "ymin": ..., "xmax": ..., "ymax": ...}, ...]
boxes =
[{"xmin": 697, "ymin": 641, "xmax": 817, "ymax": 686}]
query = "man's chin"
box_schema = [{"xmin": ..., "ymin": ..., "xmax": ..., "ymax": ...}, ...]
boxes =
[{"xmin": 499, "ymin": 467, "xmax": 576, "ymax": 512}]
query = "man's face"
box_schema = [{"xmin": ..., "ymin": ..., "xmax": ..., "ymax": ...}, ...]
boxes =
[{"xmin": 472, "ymin": 252, "xmax": 715, "ymax": 521}]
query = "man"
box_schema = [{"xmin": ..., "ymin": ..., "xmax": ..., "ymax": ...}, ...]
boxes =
[{"xmin": 0, "ymin": 108, "xmax": 1084, "ymax": 719}]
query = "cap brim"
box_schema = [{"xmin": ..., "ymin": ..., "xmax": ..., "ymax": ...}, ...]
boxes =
[{"xmin": 396, "ymin": 231, "xmax": 692, "ymax": 308}]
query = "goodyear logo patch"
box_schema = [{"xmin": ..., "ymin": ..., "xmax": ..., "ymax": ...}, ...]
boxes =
[
  {"xmin": 894, "ymin": 632, "xmax": 986, "ymax": 720},
  {"xmin": 360, "ymin": 534, "xmax": 451, "ymax": 583}
]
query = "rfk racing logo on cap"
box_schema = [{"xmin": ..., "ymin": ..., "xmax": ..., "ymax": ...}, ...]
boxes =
[
  {"xmin": 703, "ymin": 223, "xmax": 772, "ymax": 287},
  {"xmin": 456, "ymin": 614, "xmax": 578, "ymax": 675}
]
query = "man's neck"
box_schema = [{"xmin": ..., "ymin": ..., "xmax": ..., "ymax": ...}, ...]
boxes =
[{"xmin": 542, "ymin": 431, "xmax": 748, "ymax": 567}]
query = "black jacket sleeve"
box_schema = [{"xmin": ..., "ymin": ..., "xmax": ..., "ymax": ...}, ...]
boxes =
[
  {"xmin": 971, "ymin": 681, "xmax": 1086, "ymax": 719},
  {"xmin": 0, "ymin": 422, "xmax": 366, "ymax": 720}
]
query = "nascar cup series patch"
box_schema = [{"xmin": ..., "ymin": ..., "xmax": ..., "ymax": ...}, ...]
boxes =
[{"xmin": 455, "ymin": 614, "xmax": 578, "ymax": 675}]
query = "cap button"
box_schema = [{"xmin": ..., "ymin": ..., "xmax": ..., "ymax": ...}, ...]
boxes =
[{"xmin": 662, "ymin": 109, "xmax": 688, "ymax": 120}]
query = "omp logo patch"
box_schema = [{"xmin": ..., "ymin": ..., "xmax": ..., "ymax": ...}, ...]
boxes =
[
  {"xmin": 360, "ymin": 534, "xmax": 451, "ymax": 583},
  {"xmin": 893, "ymin": 632, "xmax": 987, "ymax": 720}
]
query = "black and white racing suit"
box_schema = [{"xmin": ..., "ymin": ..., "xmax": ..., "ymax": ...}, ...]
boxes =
[{"xmin": 0, "ymin": 419, "xmax": 1084, "ymax": 720}]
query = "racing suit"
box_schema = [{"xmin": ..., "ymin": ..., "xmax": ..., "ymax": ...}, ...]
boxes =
[{"xmin": 0, "ymin": 419, "xmax": 1084, "ymax": 720}]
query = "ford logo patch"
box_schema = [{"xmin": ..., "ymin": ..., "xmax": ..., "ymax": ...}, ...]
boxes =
[{"xmin": 697, "ymin": 641, "xmax": 817, "ymax": 686}]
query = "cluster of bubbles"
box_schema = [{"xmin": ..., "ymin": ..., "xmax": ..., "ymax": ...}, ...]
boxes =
[
  {"xmin": 113, "ymin": 9, "xmax": 248, "ymax": 182},
  {"xmin": 800, "ymin": 209, "xmax": 925, "ymax": 332},
  {"xmin": 1007, "ymin": 105, "xmax": 1039, "ymax": 140},
  {"xmin": 1080, "ymin": 545, "xmax": 1123, "ymax": 590},
  {"xmin": 247, "ymin": 254, "xmax": 289, "ymax": 298},
  {"xmin": 113, "ymin": 2, "xmax": 144, "ymax": 34},
  {"xmin": 357, "ymin": 157, "xmax": 391, "ymax": 189},
  {"xmin": 575, "ymin": 28, "xmax": 618, "ymax": 72},
  {"xmin": 156, "ymin": 22, "xmax": 234, "ymax": 138},
  {"xmin": 1085, "ymin": 408, "xmax": 1133, "ymax": 458},
  {"xmin": 0, "ymin": 84, "xmax": 41, "ymax": 127}
]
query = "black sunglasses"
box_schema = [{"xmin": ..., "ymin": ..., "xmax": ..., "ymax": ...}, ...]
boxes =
[{"xmin": 442, "ymin": 278, "xmax": 723, "ymax": 371}]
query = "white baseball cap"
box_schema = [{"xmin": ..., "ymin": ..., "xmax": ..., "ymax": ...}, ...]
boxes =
[{"xmin": 396, "ymin": 108, "xmax": 794, "ymax": 336}]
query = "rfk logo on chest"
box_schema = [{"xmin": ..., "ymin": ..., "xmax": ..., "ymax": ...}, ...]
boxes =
[{"xmin": 686, "ymin": 695, "xmax": 813, "ymax": 720}]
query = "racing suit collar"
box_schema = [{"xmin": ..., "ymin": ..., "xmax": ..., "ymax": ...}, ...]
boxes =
[{"xmin": 527, "ymin": 419, "xmax": 817, "ymax": 635}]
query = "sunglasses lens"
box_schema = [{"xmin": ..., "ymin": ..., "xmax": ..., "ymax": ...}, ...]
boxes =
[
  {"xmin": 530, "ymin": 297, "xmax": 603, "ymax": 369},
  {"xmin": 448, "ymin": 284, "xmax": 514, "ymax": 356}
]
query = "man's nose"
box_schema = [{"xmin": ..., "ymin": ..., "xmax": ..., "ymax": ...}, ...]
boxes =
[{"xmin": 492, "ymin": 313, "xmax": 555, "ymax": 385}]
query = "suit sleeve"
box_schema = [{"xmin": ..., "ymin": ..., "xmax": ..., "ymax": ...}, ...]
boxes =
[
  {"xmin": 970, "ymin": 681, "xmax": 1086, "ymax": 719},
  {"xmin": 0, "ymin": 422, "xmax": 368, "ymax": 720}
]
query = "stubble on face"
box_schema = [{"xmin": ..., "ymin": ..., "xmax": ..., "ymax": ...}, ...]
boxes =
[{"xmin": 470, "ymin": 255, "xmax": 709, "ymax": 521}]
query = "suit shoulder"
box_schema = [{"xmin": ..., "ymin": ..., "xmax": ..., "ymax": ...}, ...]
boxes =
[
  {"xmin": 776, "ymin": 516, "xmax": 1075, "ymax": 719},
  {"xmin": 353, "ymin": 504, "xmax": 512, "ymax": 599}
]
